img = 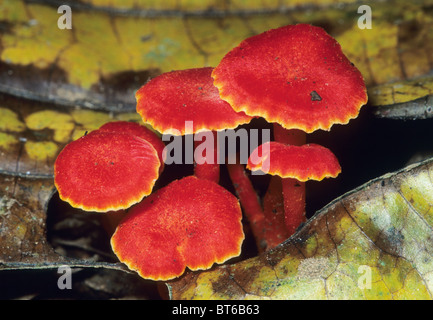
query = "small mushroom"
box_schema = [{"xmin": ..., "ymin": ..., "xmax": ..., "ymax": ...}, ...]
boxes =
[
  {"xmin": 110, "ymin": 176, "xmax": 244, "ymax": 281},
  {"xmin": 248, "ymin": 142, "xmax": 341, "ymax": 182},
  {"xmin": 54, "ymin": 130, "xmax": 161, "ymax": 212},
  {"xmin": 136, "ymin": 67, "xmax": 252, "ymax": 183},
  {"xmin": 248, "ymin": 141, "xmax": 341, "ymax": 234}
]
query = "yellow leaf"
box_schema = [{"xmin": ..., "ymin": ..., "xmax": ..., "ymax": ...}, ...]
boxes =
[
  {"xmin": 167, "ymin": 159, "xmax": 433, "ymax": 300},
  {"xmin": 25, "ymin": 110, "xmax": 75, "ymax": 143},
  {"xmin": 24, "ymin": 141, "xmax": 59, "ymax": 161},
  {"xmin": 0, "ymin": 107, "xmax": 26, "ymax": 133}
]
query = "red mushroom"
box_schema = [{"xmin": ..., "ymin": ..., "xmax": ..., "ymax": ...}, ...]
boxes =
[
  {"xmin": 261, "ymin": 175, "xmax": 289, "ymax": 250},
  {"xmin": 212, "ymin": 24, "xmax": 367, "ymax": 237},
  {"xmin": 136, "ymin": 69, "xmax": 263, "ymax": 253},
  {"xmin": 212, "ymin": 24, "xmax": 366, "ymax": 133},
  {"xmin": 110, "ymin": 176, "xmax": 244, "ymax": 281},
  {"xmin": 54, "ymin": 131, "xmax": 160, "ymax": 212},
  {"xmin": 248, "ymin": 142, "xmax": 341, "ymax": 182},
  {"xmin": 248, "ymin": 141, "xmax": 341, "ymax": 234},
  {"xmin": 136, "ymin": 67, "xmax": 252, "ymax": 183},
  {"xmin": 97, "ymin": 121, "xmax": 165, "ymax": 174}
]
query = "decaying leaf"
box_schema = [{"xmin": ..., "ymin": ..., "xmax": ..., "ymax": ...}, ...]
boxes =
[
  {"xmin": 371, "ymin": 94, "xmax": 433, "ymax": 120},
  {"xmin": 0, "ymin": 93, "xmax": 152, "ymax": 177},
  {"xmin": 0, "ymin": 172, "xmax": 128, "ymax": 273},
  {"xmin": 368, "ymin": 76, "xmax": 433, "ymax": 120},
  {"xmin": 2, "ymin": 1, "xmax": 433, "ymax": 110},
  {"xmin": 45, "ymin": 0, "xmax": 362, "ymax": 12},
  {"xmin": 167, "ymin": 157, "xmax": 433, "ymax": 299}
]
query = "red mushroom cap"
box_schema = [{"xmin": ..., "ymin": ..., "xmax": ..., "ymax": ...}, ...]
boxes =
[
  {"xmin": 97, "ymin": 121, "xmax": 165, "ymax": 173},
  {"xmin": 110, "ymin": 176, "xmax": 244, "ymax": 281},
  {"xmin": 54, "ymin": 131, "xmax": 160, "ymax": 212},
  {"xmin": 212, "ymin": 24, "xmax": 368, "ymax": 133},
  {"xmin": 136, "ymin": 67, "xmax": 253, "ymax": 135},
  {"xmin": 247, "ymin": 141, "xmax": 341, "ymax": 181}
]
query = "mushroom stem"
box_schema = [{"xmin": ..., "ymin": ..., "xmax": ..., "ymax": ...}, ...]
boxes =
[
  {"xmin": 273, "ymin": 123, "xmax": 307, "ymax": 235},
  {"xmin": 227, "ymin": 162, "xmax": 265, "ymax": 248},
  {"xmin": 194, "ymin": 131, "xmax": 220, "ymax": 183},
  {"xmin": 228, "ymin": 158, "xmax": 291, "ymax": 252},
  {"xmin": 262, "ymin": 176, "xmax": 290, "ymax": 249},
  {"xmin": 273, "ymin": 124, "xmax": 306, "ymax": 146},
  {"xmin": 281, "ymin": 178, "xmax": 306, "ymax": 235},
  {"xmin": 99, "ymin": 210, "xmax": 126, "ymax": 236}
]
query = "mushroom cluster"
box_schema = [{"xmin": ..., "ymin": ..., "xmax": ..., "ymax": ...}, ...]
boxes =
[
  {"xmin": 55, "ymin": 120, "xmax": 245, "ymax": 281},
  {"xmin": 54, "ymin": 23, "xmax": 367, "ymax": 281},
  {"xmin": 213, "ymin": 24, "xmax": 367, "ymax": 248}
]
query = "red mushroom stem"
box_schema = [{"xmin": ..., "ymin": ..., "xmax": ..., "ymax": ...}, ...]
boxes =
[
  {"xmin": 227, "ymin": 151, "xmax": 291, "ymax": 252},
  {"xmin": 273, "ymin": 123, "xmax": 307, "ymax": 235},
  {"xmin": 262, "ymin": 176, "xmax": 290, "ymax": 248},
  {"xmin": 194, "ymin": 131, "xmax": 220, "ymax": 183},
  {"xmin": 226, "ymin": 162, "xmax": 266, "ymax": 249}
]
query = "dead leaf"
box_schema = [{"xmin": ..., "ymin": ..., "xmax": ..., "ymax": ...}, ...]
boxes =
[
  {"xmin": 367, "ymin": 76, "xmax": 433, "ymax": 120},
  {"xmin": 2, "ymin": 1, "xmax": 433, "ymax": 110},
  {"xmin": 0, "ymin": 172, "xmax": 127, "ymax": 272},
  {"xmin": 0, "ymin": 93, "xmax": 151, "ymax": 177},
  {"xmin": 167, "ymin": 157, "xmax": 433, "ymax": 299}
]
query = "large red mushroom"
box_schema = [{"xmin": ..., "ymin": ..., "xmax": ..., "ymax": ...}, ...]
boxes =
[
  {"xmin": 212, "ymin": 24, "xmax": 367, "ymax": 239},
  {"xmin": 110, "ymin": 176, "xmax": 244, "ymax": 281},
  {"xmin": 212, "ymin": 24, "xmax": 366, "ymax": 133}
]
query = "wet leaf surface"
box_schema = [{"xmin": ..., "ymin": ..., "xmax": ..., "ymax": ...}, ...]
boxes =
[{"xmin": 368, "ymin": 77, "xmax": 433, "ymax": 120}]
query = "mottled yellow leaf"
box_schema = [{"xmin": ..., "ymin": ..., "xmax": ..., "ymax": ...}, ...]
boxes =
[
  {"xmin": 24, "ymin": 141, "xmax": 59, "ymax": 162},
  {"xmin": 0, "ymin": 107, "xmax": 26, "ymax": 133},
  {"xmin": 167, "ymin": 158, "xmax": 433, "ymax": 300},
  {"xmin": 1, "ymin": 4, "xmax": 72, "ymax": 69},
  {"xmin": 25, "ymin": 110, "xmax": 75, "ymax": 143},
  {"xmin": 0, "ymin": 132, "xmax": 19, "ymax": 150},
  {"xmin": 70, "ymin": 109, "xmax": 113, "ymax": 140},
  {"xmin": 2, "ymin": 0, "xmax": 433, "ymax": 110},
  {"xmin": 0, "ymin": 0, "xmax": 28, "ymax": 22},
  {"xmin": 78, "ymin": 0, "xmax": 362, "ymax": 11},
  {"xmin": 368, "ymin": 77, "xmax": 433, "ymax": 106}
]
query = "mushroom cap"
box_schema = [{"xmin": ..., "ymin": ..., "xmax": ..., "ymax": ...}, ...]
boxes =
[
  {"xmin": 212, "ymin": 24, "xmax": 368, "ymax": 133},
  {"xmin": 97, "ymin": 121, "xmax": 165, "ymax": 173},
  {"xmin": 54, "ymin": 131, "xmax": 160, "ymax": 212},
  {"xmin": 247, "ymin": 141, "xmax": 341, "ymax": 181},
  {"xmin": 110, "ymin": 176, "xmax": 244, "ymax": 281},
  {"xmin": 136, "ymin": 67, "xmax": 253, "ymax": 135}
]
